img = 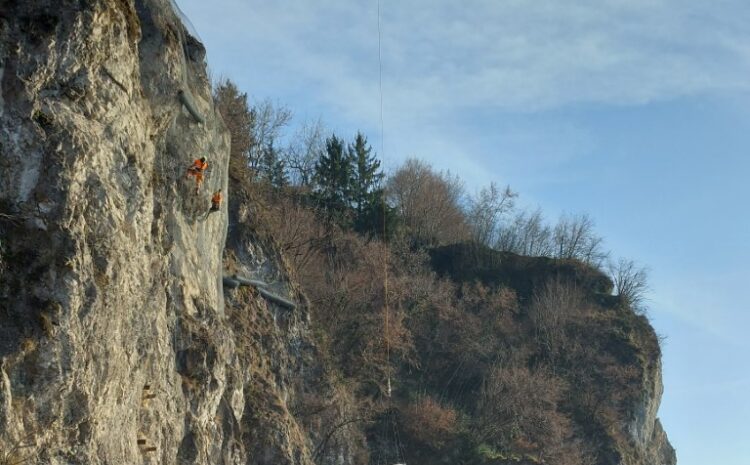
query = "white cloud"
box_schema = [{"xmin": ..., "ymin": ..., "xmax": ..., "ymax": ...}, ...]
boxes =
[
  {"xmin": 176, "ymin": 0, "xmax": 750, "ymax": 168},
  {"xmin": 181, "ymin": 0, "xmax": 750, "ymax": 111},
  {"xmin": 175, "ymin": 0, "xmax": 750, "ymax": 190}
]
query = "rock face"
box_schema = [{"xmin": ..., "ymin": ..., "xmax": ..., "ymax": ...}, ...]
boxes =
[
  {"xmin": 625, "ymin": 357, "xmax": 677, "ymax": 465},
  {"xmin": 0, "ymin": 1, "xmax": 316, "ymax": 463}
]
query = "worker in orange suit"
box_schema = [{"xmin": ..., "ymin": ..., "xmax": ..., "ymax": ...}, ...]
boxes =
[
  {"xmin": 204, "ymin": 189, "xmax": 222, "ymax": 219},
  {"xmin": 186, "ymin": 157, "xmax": 208, "ymax": 193}
]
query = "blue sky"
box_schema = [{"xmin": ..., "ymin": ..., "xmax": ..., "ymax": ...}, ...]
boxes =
[{"xmin": 175, "ymin": 1, "xmax": 750, "ymax": 463}]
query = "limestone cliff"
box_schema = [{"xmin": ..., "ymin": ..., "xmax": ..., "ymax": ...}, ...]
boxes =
[{"xmin": 0, "ymin": 1, "xmax": 318, "ymax": 463}]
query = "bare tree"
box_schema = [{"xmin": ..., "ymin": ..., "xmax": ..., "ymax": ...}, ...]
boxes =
[
  {"xmin": 552, "ymin": 213, "xmax": 608, "ymax": 266},
  {"xmin": 466, "ymin": 182, "xmax": 516, "ymax": 247},
  {"xmin": 284, "ymin": 118, "xmax": 326, "ymax": 187},
  {"xmin": 528, "ymin": 278, "xmax": 586, "ymax": 358},
  {"xmin": 247, "ymin": 99, "xmax": 292, "ymax": 171},
  {"xmin": 608, "ymin": 258, "xmax": 649, "ymax": 312},
  {"xmin": 401, "ymin": 396, "xmax": 459, "ymax": 450},
  {"xmin": 386, "ymin": 158, "xmax": 469, "ymax": 245},
  {"xmin": 214, "ymin": 80, "xmax": 292, "ymax": 180},
  {"xmin": 496, "ymin": 208, "xmax": 554, "ymax": 257},
  {"xmin": 476, "ymin": 365, "xmax": 573, "ymax": 464}
]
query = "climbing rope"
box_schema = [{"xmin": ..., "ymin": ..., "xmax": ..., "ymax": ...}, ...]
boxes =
[
  {"xmin": 376, "ymin": 4, "xmax": 406, "ymax": 464},
  {"xmin": 377, "ymin": 0, "xmax": 391, "ymax": 401}
]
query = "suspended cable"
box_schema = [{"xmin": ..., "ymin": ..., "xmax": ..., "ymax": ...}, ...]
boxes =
[
  {"xmin": 377, "ymin": 0, "xmax": 391, "ymax": 399},
  {"xmin": 377, "ymin": 4, "xmax": 406, "ymax": 464}
]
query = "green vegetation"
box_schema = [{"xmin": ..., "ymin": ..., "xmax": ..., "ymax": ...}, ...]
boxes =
[{"xmin": 215, "ymin": 79, "xmax": 660, "ymax": 465}]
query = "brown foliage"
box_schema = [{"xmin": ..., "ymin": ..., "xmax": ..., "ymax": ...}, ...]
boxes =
[
  {"xmin": 263, "ymin": 191, "xmax": 327, "ymax": 275},
  {"xmin": 271, "ymin": 220, "xmax": 415, "ymax": 396},
  {"xmin": 386, "ymin": 158, "xmax": 470, "ymax": 246},
  {"xmin": 476, "ymin": 365, "xmax": 578, "ymax": 464},
  {"xmin": 236, "ymin": 152, "xmax": 651, "ymax": 465},
  {"xmin": 401, "ymin": 396, "xmax": 459, "ymax": 450},
  {"xmin": 528, "ymin": 278, "xmax": 588, "ymax": 359}
]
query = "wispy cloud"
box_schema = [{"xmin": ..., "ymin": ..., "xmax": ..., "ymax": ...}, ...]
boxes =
[
  {"xmin": 177, "ymin": 0, "xmax": 750, "ymax": 184},
  {"xmin": 181, "ymin": 0, "xmax": 750, "ymax": 112}
]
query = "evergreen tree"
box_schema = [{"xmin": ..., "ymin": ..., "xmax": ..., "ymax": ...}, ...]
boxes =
[
  {"xmin": 349, "ymin": 133, "xmax": 383, "ymax": 212},
  {"xmin": 260, "ymin": 139, "xmax": 287, "ymax": 189},
  {"xmin": 355, "ymin": 188, "xmax": 400, "ymax": 239},
  {"xmin": 213, "ymin": 79, "xmax": 253, "ymax": 182},
  {"xmin": 313, "ymin": 134, "xmax": 354, "ymax": 225},
  {"xmin": 349, "ymin": 133, "xmax": 386, "ymax": 234}
]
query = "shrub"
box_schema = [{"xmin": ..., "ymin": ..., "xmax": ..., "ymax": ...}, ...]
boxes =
[
  {"xmin": 608, "ymin": 258, "xmax": 649, "ymax": 313},
  {"xmin": 475, "ymin": 365, "xmax": 573, "ymax": 463},
  {"xmin": 401, "ymin": 396, "xmax": 459, "ymax": 450}
]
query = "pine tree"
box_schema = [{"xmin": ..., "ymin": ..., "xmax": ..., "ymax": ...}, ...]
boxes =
[
  {"xmin": 260, "ymin": 140, "xmax": 287, "ymax": 189},
  {"xmin": 356, "ymin": 188, "xmax": 400, "ymax": 239},
  {"xmin": 349, "ymin": 133, "xmax": 385, "ymax": 234},
  {"xmin": 313, "ymin": 134, "xmax": 354, "ymax": 225},
  {"xmin": 349, "ymin": 134, "xmax": 382, "ymax": 213}
]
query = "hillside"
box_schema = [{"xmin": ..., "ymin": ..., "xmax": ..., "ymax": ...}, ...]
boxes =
[{"xmin": 0, "ymin": 1, "xmax": 674, "ymax": 465}]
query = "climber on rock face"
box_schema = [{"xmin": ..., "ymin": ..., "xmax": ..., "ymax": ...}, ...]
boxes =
[
  {"xmin": 205, "ymin": 189, "xmax": 222, "ymax": 218},
  {"xmin": 186, "ymin": 157, "xmax": 208, "ymax": 193}
]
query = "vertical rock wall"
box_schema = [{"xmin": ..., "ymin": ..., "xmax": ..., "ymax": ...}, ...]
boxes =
[{"xmin": 0, "ymin": 1, "xmax": 317, "ymax": 463}]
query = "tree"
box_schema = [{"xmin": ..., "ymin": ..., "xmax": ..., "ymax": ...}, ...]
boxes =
[
  {"xmin": 213, "ymin": 79, "xmax": 253, "ymax": 181},
  {"xmin": 528, "ymin": 278, "xmax": 586, "ymax": 359},
  {"xmin": 247, "ymin": 99, "xmax": 292, "ymax": 171},
  {"xmin": 313, "ymin": 134, "xmax": 354, "ymax": 225},
  {"xmin": 259, "ymin": 139, "xmax": 287, "ymax": 189},
  {"xmin": 214, "ymin": 80, "xmax": 291, "ymax": 181},
  {"xmin": 496, "ymin": 208, "xmax": 554, "ymax": 257},
  {"xmin": 467, "ymin": 182, "xmax": 516, "ymax": 247},
  {"xmin": 285, "ymin": 118, "xmax": 326, "ymax": 187},
  {"xmin": 608, "ymin": 258, "xmax": 649, "ymax": 312},
  {"xmin": 401, "ymin": 396, "xmax": 459, "ymax": 450},
  {"xmin": 348, "ymin": 133, "xmax": 387, "ymax": 235},
  {"xmin": 386, "ymin": 158, "xmax": 469, "ymax": 246},
  {"xmin": 552, "ymin": 213, "xmax": 608, "ymax": 266},
  {"xmin": 353, "ymin": 189, "xmax": 399, "ymax": 240},
  {"xmin": 349, "ymin": 133, "xmax": 382, "ymax": 216},
  {"xmin": 475, "ymin": 365, "xmax": 573, "ymax": 464}
]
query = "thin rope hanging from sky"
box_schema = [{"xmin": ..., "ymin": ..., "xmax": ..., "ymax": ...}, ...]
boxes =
[{"xmin": 377, "ymin": 0, "xmax": 392, "ymax": 400}]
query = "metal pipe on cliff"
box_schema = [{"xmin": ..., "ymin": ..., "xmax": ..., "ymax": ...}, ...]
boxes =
[{"xmin": 178, "ymin": 89, "xmax": 205, "ymax": 124}]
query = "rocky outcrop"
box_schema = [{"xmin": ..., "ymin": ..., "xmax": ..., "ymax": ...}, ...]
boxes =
[
  {"xmin": 430, "ymin": 243, "xmax": 676, "ymax": 465},
  {"xmin": 0, "ymin": 1, "xmax": 317, "ymax": 464},
  {"xmin": 624, "ymin": 355, "xmax": 677, "ymax": 465}
]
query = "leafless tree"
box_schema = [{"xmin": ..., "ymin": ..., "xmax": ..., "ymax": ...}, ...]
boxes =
[
  {"xmin": 476, "ymin": 365, "xmax": 572, "ymax": 463},
  {"xmin": 552, "ymin": 213, "xmax": 608, "ymax": 266},
  {"xmin": 284, "ymin": 118, "xmax": 326, "ymax": 186},
  {"xmin": 247, "ymin": 99, "xmax": 292, "ymax": 171},
  {"xmin": 401, "ymin": 396, "xmax": 459, "ymax": 450},
  {"xmin": 608, "ymin": 258, "xmax": 649, "ymax": 312},
  {"xmin": 214, "ymin": 81, "xmax": 292, "ymax": 178},
  {"xmin": 466, "ymin": 182, "xmax": 516, "ymax": 247},
  {"xmin": 496, "ymin": 208, "xmax": 554, "ymax": 256},
  {"xmin": 528, "ymin": 278, "xmax": 586, "ymax": 357},
  {"xmin": 386, "ymin": 158, "xmax": 469, "ymax": 245}
]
